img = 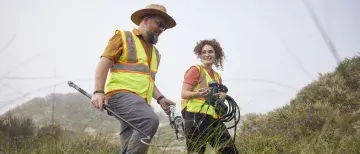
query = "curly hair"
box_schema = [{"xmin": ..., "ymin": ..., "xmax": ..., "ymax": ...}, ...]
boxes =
[{"xmin": 193, "ymin": 39, "xmax": 225, "ymax": 70}]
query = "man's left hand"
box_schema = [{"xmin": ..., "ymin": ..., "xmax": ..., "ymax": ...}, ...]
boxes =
[{"xmin": 159, "ymin": 98, "xmax": 176, "ymax": 115}]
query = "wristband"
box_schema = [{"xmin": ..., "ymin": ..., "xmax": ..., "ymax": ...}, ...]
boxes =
[
  {"xmin": 93, "ymin": 90, "xmax": 104, "ymax": 95},
  {"xmin": 157, "ymin": 95, "xmax": 165, "ymax": 104}
]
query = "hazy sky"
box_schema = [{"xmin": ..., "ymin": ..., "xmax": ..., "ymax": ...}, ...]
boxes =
[{"xmin": 0, "ymin": 0, "xmax": 359, "ymax": 115}]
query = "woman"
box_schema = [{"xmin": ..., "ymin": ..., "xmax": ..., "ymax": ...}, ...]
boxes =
[{"xmin": 181, "ymin": 39, "xmax": 238, "ymax": 154}]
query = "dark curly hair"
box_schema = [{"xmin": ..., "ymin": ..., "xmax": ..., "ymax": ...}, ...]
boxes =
[{"xmin": 193, "ymin": 39, "xmax": 225, "ymax": 70}]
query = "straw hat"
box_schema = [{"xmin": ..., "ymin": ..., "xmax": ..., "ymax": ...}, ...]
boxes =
[{"xmin": 131, "ymin": 4, "xmax": 176, "ymax": 29}]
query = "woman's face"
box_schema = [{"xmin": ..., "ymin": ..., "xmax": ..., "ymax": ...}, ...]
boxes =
[{"xmin": 200, "ymin": 44, "xmax": 216, "ymax": 66}]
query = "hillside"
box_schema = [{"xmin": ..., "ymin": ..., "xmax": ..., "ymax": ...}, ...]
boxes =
[
  {"xmin": 8, "ymin": 93, "xmax": 169, "ymax": 134},
  {"xmin": 236, "ymin": 55, "xmax": 360, "ymax": 153}
]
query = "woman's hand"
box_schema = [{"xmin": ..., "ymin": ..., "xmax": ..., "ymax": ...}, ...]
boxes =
[
  {"xmin": 196, "ymin": 87, "xmax": 210, "ymax": 97},
  {"xmin": 214, "ymin": 92, "xmax": 226, "ymax": 102}
]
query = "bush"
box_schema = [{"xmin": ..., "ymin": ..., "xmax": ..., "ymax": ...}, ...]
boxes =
[{"xmin": 0, "ymin": 112, "xmax": 36, "ymax": 152}]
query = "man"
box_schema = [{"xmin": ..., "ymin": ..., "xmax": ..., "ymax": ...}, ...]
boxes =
[{"xmin": 90, "ymin": 4, "xmax": 177, "ymax": 154}]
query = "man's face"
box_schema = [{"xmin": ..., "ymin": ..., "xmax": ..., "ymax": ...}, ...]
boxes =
[{"xmin": 144, "ymin": 15, "xmax": 166, "ymax": 44}]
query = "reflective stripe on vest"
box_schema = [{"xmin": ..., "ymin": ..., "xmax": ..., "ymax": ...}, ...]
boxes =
[
  {"xmin": 182, "ymin": 65, "xmax": 221, "ymax": 119},
  {"xmin": 105, "ymin": 29, "xmax": 160, "ymax": 105},
  {"xmin": 123, "ymin": 31, "xmax": 137, "ymax": 63},
  {"xmin": 111, "ymin": 63, "xmax": 156, "ymax": 80}
]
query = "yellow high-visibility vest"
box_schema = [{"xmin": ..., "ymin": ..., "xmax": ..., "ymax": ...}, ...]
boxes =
[
  {"xmin": 105, "ymin": 29, "xmax": 160, "ymax": 105},
  {"xmin": 181, "ymin": 65, "xmax": 221, "ymax": 119}
]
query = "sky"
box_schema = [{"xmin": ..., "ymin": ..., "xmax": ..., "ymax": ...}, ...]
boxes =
[{"xmin": 0, "ymin": 0, "xmax": 359, "ymax": 116}]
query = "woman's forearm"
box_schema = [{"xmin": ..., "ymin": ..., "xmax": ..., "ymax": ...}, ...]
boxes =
[{"xmin": 181, "ymin": 90, "xmax": 199, "ymax": 100}]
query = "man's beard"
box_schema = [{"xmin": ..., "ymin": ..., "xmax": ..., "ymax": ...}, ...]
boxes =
[{"xmin": 146, "ymin": 31, "xmax": 159, "ymax": 45}]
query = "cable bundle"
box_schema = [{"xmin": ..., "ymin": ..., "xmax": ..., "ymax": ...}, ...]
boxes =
[{"xmin": 207, "ymin": 82, "xmax": 241, "ymax": 142}]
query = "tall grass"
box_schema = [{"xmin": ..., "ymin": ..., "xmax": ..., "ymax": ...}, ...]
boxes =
[{"xmin": 0, "ymin": 112, "xmax": 119, "ymax": 154}]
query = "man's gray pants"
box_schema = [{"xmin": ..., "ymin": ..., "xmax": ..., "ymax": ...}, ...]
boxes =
[{"xmin": 107, "ymin": 92, "xmax": 159, "ymax": 154}]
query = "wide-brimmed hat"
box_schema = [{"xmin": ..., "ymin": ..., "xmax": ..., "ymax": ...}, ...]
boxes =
[{"xmin": 131, "ymin": 4, "xmax": 176, "ymax": 29}]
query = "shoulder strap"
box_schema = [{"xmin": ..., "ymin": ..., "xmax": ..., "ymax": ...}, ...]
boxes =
[
  {"xmin": 197, "ymin": 65, "xmax": 205, "ymax": 85},
  {"xmin": 123, "ymin": 31, "xmax": 137, "ymax": 63},
  {"xmin": 153, "ymin": 46, "xmax": 161, "ymax": 68}
]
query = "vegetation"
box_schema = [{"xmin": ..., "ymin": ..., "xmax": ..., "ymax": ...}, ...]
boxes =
[
  {"xmin": 0, "ymin": 111, "xmax": 179, "ymax": 154},
  {"xmin": 236, "ymin": 55, "xmax": 360, "ymax": 153},
  {"xmin": 1, "ymin": 55, "xmax": 360, "ymax": 153}
]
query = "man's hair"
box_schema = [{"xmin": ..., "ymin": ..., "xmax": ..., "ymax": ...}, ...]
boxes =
[{"xmin": 193, "ymin": 39, "xmax": 225, "ymax": 70}]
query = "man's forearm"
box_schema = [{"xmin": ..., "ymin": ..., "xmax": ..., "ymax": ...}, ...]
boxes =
[
  {"xmin": 153, "ymin": 84, "xmax": 164, "ymax": 100},
  {"xmin": 94, "ymin": 58, "xmax": 113, "ymax": 91},
  {"xmin": 94, "ymin": 70, "xmax": 108, "ymax": 91}
]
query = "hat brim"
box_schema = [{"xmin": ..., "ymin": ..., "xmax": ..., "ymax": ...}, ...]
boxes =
[{"xmin": 131, "ymin": 8, "xmax": 176, "ymax": 29}]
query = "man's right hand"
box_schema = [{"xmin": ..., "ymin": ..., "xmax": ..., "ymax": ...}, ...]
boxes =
[{"xmin": 91, "ymin": 93, "xmax": 107, "ymax": 112}]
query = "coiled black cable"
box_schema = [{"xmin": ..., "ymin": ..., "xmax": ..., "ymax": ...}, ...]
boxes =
[
  {"xmin": 204, "ymin": 83, "xmax": 241, "ymax": 143},
  {"xmin": 219, "ymin": 95, "xmax": 241, "ymax": 129}
]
